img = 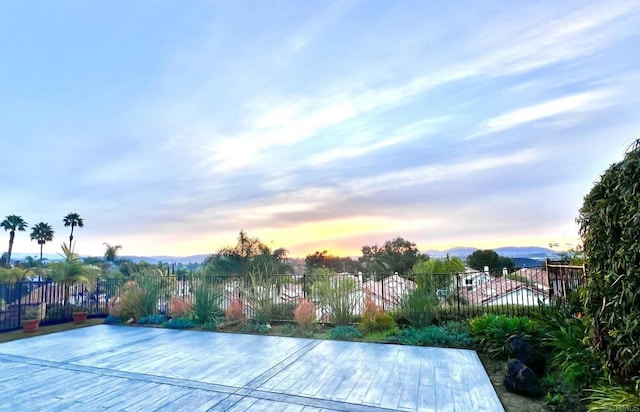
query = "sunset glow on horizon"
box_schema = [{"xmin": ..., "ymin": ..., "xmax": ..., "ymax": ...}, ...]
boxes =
[{"xmin": 2, "ymin": 1, "xmax": 638, "ymax": 260}]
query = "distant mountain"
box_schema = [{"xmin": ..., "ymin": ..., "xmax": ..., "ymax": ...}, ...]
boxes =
[
  {"xmin": 426, "ymin": 246, "xmax": 559, "ymax": 259},
  {"xmin": 122, "ymin": 254, "xmax": 211, "ymax": 264}
]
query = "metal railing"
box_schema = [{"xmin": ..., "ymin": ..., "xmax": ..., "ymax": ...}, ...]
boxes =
[{"xmin": 0, "ymin": 264, "xmax": 586, "ymax": 332}]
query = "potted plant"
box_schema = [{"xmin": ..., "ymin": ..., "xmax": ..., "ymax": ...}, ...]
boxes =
[
  {"xmin": 72, "ymin": 305, "xmax": 89, "ymax": 324},
  {"xmin": 22, "ymin": 305, "xmax": 43, "ymax": 332}
]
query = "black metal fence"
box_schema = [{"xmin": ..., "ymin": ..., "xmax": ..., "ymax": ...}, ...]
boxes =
[{"xmin": 0, "ymin": 263, "xmax": 586, "ymax": 332}]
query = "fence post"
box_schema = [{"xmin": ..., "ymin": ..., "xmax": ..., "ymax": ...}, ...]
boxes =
[
  {"xmin": 455, "ymin": 273, "xmax": 460, "ymax": 320},
  {"xmin": 381, "ymin": 274, "xmax": 385, "ymax": 312},
  {"xmin": 18, "ymin": 282, "xmax": 22, "ymax": 324}
]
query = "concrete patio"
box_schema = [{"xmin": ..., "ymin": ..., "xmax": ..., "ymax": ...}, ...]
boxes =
[{"xmin": 0, "ymin": 325, "xmax": 504, "ymax": 411}]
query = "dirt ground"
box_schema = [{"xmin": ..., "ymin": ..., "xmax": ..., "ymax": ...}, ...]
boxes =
[
  {"xmin": 478, "ymin": 353, "xmax": 550, "ymax": 412},
  {"xmin": 0, "ymin": 317, "xmax": 104, "ymax": 343}
]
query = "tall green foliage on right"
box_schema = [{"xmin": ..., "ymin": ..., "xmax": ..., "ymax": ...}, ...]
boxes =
[{"xmin": 577, "ymin": 140, "xmax": 640, "ymax": 388}]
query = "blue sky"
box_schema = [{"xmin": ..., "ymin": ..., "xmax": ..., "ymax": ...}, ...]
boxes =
[{"xmin": 2, "ymin": 1, "xmax": 640, "ymax": 258}]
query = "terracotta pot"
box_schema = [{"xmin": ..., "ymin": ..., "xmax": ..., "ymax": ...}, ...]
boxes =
[
  {"xmin": 22, "ymin": 319, "xmax": 40, "ymax": 333},
  {"xmin": 72, "ymin": 311, "xmax": 89, "ymax": 324}
]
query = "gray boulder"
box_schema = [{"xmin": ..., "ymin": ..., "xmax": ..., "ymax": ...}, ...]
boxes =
[{"xmin": 503, "ymin": 358, "xmax": 542, "ymax": 397}]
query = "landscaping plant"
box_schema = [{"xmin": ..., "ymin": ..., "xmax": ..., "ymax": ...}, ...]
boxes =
[
  {"xmin": 468, "ymin": 313, "xmax": 538, "ymax": 357},
  {"xmin": 169, "ymin": 297, "xmax": 194, "ymax": 319},
  {"xmin": 193, "ymin": 281, "xmax": 223, "ymax": 324},
  {"xmin": 225, "ymin": 297, "xmax": 244, "ymax": 322},
  {"xmin": 312, "ymin": 271, "xmax": 358, "ymax": 325},
  {"xmin": 359, "ymin": 296, "xmax": 395, "ymax": 333},
  {"xmin": 293, "ymin": 298, "xmax": 316, "ymax": 336},
  {"xmin": 330, "ymin": 325, "xmax": 363, "ymax": 341},
  {"xmin": 577, "ymin": 140, "xmax": 640, "ymax": 392}
]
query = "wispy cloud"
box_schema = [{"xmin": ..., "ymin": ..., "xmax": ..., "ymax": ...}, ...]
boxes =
[{"xmin": 469, "ymin": 89, "xmax": 618, "ymax": 138}]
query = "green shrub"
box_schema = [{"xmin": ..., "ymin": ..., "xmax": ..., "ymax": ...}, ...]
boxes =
[
  {"xmin": 330, "ymin": 325, "xmax": 363, "ymax": 341},
  {"xmin": 46, "ymin": 303, "xmax": 72, "ymax": 320},
  {"xmin": 134, "ymin": 277, "xmax": 160, "ymax": 317},
  {"xmin": 587, "ymin": 384, "xmax": 640, "ymax": 411},
  {"xmin": 138, "ymin": 314, "xmax": 168, "ymax": 325},
  {"xmin": 104, "ymin": 314, "xmax": 125, "ymax": 324},
  {"xmin": 162, "ymin": 317, "xmax": 194, "ymax": 329},
  {"xmin": 238, "ymin": 273, "xmax": 277, "ymax": 324},
  {"xmin": 312, "ymin": 272, "xmax": 358, "ymax": 325},
  {"xmin": 202, "ymin": 318, "xmax": 222, "ymax": 330},
  {"xmin": 386, "ymin": 323, "xmax": 472, "ymax": 348},
  {"xmin": 271, "ymin": 302, "xmax": 297, "ymax": 321},
  {"xmin": 578, "ymin": 141, "xmax": 640, "ymax": 386},
  {"xmin": 193, "ymin": 282, "xmax": 223, "ymax": 324},
  {"xmin": 240, "ymin": 321, "xmax": 270, "ymax": 334},
  {"xmin": 360, "ymin": 296, "xmax": 396, "ymax": 333},
  {"xmin": 468, "ymin": 313, "xmax": 538, "ymax": 357},
  {"xmin": 401, "ymin": 287, "xmax": 436, "ymax": 328},
  {"xmin": 535, "ymin": 302, "xmax": 598, "ymax": 391},
  {"xmin": 281, "ymin": 323, "xmax": 297, "ymax": 336}
]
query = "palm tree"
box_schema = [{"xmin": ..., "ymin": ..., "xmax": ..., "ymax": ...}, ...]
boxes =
[
  {"xmin": 103, "ymin": 243, "xmax": 122, "ymax": 264},
  {"xmin": 1, "ymin": 215, "xmax": 28, "ymax": 267},
  {"xmin": 30, "ymin": 222, "xmax": 54, "ymax": 264},
  {"xmin": 50, "ymin": 243, "xmax": 100, "ymax": 304},
  {"xmin": 63, "ymin": 213, "xmax": 84, "ymax": 250}
]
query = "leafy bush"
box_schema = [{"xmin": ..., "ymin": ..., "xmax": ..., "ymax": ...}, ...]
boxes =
[
  {"xmin": 401, "ymin": 287, "xmax": 436, "ymax": 328},
  {"xmin": 281, "ymin": 323, "xmax": 297, "ymax": 336},
  {"xmin": 271, "ymin": 302, "xmax": 297, "ymax": 321},
  {"xmin": 240, "ymin": 321, "xmax": 270, "ymax": 334},
  {"xmin": 386, "ymin": 323, "xmax": 472, "ymax": 348},
  {"xmin": 138, "ymin": 314, "xmax": 168, "ymax": 325},
  {"xmin": 312, "ymin": 271, "xmax": 358, "ymax": 325},
  {"xmin": 577, "ymin": 141, "xmax": 640, "ymax": 386},
  {"xmin": 134, "ymin": 277, "xmax": 160, "ymax": 317},
  {"xmin": 104, "ymin": 314, "xmax": 126, "ymax": 324},
  {"xmin": 162, "ymin": 318, "xmax": 194, "ymax": 329},
  {"xmin": 468, "ymin": 313, "xmax": 538, "ymax": 357},
  {"xmin": 193, "ymin": 282, "xmax": 223, "ymax": 324},
  {"xmin": 587, "ymin": 384, "xmax": 640, "ymax": 411},
  {"xmin": 330, "ymin": 325, "xmax": 363, "ymax": 341},
  {"xmin": 201, "ymin": 318, "xmax": 223, "ymax": 330},
  {"xmin": 169, "ymin": 297, "xmax": 194, "ymax": 318},
  {"xmin": 360, "ymin": 296, "xmax": 395, "ymax": 333},
  {"xmin": 109, "ymin": 281, "xmax": 145, "ymax": 320},
  {"xmin": 46, "ymin": 303, "xmax": 72, "ymax": 320},
  {"xmin": 535, "ymin": 302, "xmax": 598, "ymax": 392},
  {"xmin": 238, "ymin": 273, "xmax": 274, "ymax": 324}
]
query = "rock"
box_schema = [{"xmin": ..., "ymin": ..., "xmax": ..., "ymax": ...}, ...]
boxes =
[
  {"xmin": 505, "ymin": 334, "xmax": 546, "ymax": 377},
  {"xmin": 503, "ymin": 358, "xmax": 542, "ymax": 397}
]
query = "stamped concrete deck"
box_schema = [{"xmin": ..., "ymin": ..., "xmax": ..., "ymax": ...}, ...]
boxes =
[{"xmin": 0, "ymin": 325, "xmax": 504, "ymax": 411}]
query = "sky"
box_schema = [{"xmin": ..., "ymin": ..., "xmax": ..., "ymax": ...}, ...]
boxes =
[{"xmin": 2, "ymin": 1, "xmax": 640, "ymax": 259}]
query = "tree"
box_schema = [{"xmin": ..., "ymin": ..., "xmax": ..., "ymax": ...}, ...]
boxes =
[
  {"xmin": 49, "ymin": 243, "xmax": 100, "ymax": 304},
  {"xmin": 1, "ymin": 215, "xmax": 28, "ymax": 267},
  {"xmin": 466, "ymin": 249, "xmax": 514, "ymax": 274},
  {"xmin": 103, "ymin": 243, "xmax": 122, "ymax": 264},
  {"xmin": 30, "ymin": 222, "xmax": 54, "ymax": 264},
  {"xmin": 577, "ymin": 139, "xmax": 640, "ymax": 385},
  {"xmin": 203, "ymin": 231, "xmax": 293, "ymax": 276},
  {"xmin": 63, "ymin": 212, "xmax": 84, "ymax": 250},
  {"xmin": 305, "ymin": 250, "xmax": 361, "ymax": 273},
  {"xmin": 411, "ymin": 256, "xmax": 465, "ymax": 293},
  {"xmin": 359, "ymin": 237, "xmax": 422, "ymax": 275},
  {"xmin": 30, "ymin": 222, "xmax": 54, "ymax": 281}
]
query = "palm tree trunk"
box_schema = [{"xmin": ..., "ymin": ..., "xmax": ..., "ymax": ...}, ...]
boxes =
[
  {"xmin": 69, "ymin": 225, "xmax": 74, "ymax": 250},
  {"xmin": 39, "ymin": 243, "xmax": 44, "ymax": 282},
  {"xmin": 7, "ymin": 230, "xmax": 15, "ymax": 266}
]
